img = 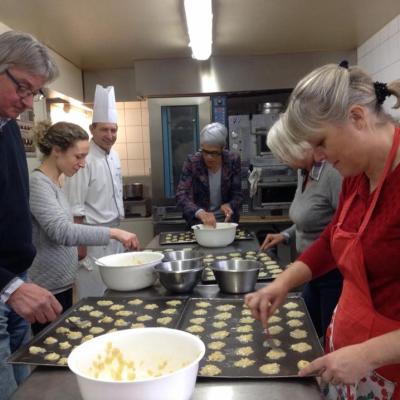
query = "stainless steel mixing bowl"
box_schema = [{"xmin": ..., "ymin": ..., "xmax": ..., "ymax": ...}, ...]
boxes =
[
  {"xmin": 162, "ymin": 250, "xmax": 204, "ymax": 262},
  {"xmin": 211, "ymin": 259, "xmax": 260, "ymax": 294},
  {"xmin": 155, "ymin": 260, "xmax": 204, "ymax": 293}
]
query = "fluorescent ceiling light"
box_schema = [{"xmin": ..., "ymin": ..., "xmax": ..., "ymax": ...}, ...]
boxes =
[{"xmin": 184, "ymin": 0, "xmax": 213, "ymax": 60}]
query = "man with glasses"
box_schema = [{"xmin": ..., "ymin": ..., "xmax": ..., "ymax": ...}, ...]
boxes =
[
  {"xmin": 176, "ymin": 122, "xmax": 243, "ymax": 227},
  {"xmin": 0, "ymin": 31, "xmax": 62, "ymax": 399}
]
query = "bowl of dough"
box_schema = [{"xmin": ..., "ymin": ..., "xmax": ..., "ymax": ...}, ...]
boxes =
[
  {"xmin": 192, "ymin": 222, "xmax": 238, "ymax": 248},
  {"xmin": 68, "ymin": 327, "xmax": 205, "ymax": 400},
  {"xmin": 96, "ymin": 251, "xmax": 164, "ymax": 291}
]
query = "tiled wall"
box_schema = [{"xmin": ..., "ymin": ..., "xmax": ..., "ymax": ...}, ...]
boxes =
[
  {"xmin": 357, "ymin": 15, "xmax": 400, "ymax": 120},
  {"xmin": 114, "ymin": 100, "xmax": 151, "ymax": 177}
]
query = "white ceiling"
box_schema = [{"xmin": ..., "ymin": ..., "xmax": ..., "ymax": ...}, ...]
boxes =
[{"xmin": 0, "ymin": 0, "xmax": 399, "ymax": 70}]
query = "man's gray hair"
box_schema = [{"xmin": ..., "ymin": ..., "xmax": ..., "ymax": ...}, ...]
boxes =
[
  {"xmin": 0, "ymin": 31, "xmax": 58, "ymax": 82},
  {"xmin": 200, "ymin": 122, "xmax": 227, "ymax": 147}
]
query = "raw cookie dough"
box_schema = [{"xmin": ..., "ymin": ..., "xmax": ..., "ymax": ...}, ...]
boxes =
[
  {"xmin": 200, "ymin": 364, "xmax": 222, "ymax": 376},
  {"xmin": 291, "ymin": 342, "xmax": 312, "ymax": 353},
  {"xmin": 259, "ymin": 363, "xmax": 280, "ymax": 375}
]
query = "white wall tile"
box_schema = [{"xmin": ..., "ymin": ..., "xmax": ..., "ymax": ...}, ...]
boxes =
[
  {"xmin": 124, "ymin": 101, "xmax": 141, "ymax": 109},
  {"xmin": 115, "ymin": 126, "xmax": 126, "ymax": 144},
  {"xmin": 128, "ymin": 159, "xmax": 145, "ymax": 176},
  {"xmin": 125, "ymin": 126, "xmax": 143, "ymax": 142},
  {"xmin": 125, "ymin": 108, "xmax": 142, "ymax": 125},
  {"xmin": 127, "ymin": 143, "xmax": 144, "ymax": 160},
  {"xmin": 143, "ymin": 141, "xmax": 150, "ymax": 160},
  {"xmin": 141, "ymin": 108, "xmax": 149, "ymax": 126},
  {"xmin": 120, "ymin": 159, "xmax": 129, "ymax": 176},
  {"xmin": 117, "ymin": 108, "xmax": 125, "ymax": 125},
  {"xmin": 113, "ymin": 143, "xmax": 127, "ymax": 160}
]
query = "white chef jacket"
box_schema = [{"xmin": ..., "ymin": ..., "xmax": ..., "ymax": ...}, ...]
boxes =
[{"xmin": 63, "ymin": 140, "xmax": 124, "ymax": 224}]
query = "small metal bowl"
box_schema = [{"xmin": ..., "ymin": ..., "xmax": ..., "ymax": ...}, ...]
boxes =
[
  {"xmin": 211, "ymin": 259, "xmax": 260, "ymax": 294},
  {"xmin": 162, "ymin": 250, "xmax": 204, "ymax": 262},
  {"xmin": 155, "ymin": 260, "xmax": 204, "ymax": 293}
]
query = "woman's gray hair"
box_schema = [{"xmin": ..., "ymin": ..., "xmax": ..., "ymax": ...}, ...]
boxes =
[
  {"xmin": 0, "ymin": 31, "xmax": 59, "ymax": 82},
  {"xmin": 267, "ymin": 113, "xmax": 312, "ymax": 165},
  {"xmin": 285, "ymin": 63, "xmax": 400, "ymax": 143},
  {"xmin": 200, "ymin": 122, "xmax": 227, "ymax": 147}
]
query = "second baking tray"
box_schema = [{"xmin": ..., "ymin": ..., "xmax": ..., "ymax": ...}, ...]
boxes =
[
  {"xmin": 8, "ymin": 296, "xmax": 188, "ymax": 367},
  {"xmin": 177, "ymin": 296, "xmax": 323, "ymax": 378},
  {"xmin": 201, "ymin": 250, "xmax": 285, "ymax": 283}
]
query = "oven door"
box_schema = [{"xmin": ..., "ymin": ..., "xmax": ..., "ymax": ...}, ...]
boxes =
[{"xmin": 252, "ymin": 181, "xmax": 296, "ymax": 211}]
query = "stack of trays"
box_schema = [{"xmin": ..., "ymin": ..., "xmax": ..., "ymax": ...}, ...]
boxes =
[
  {"xmin": 202, "ymin": 250, "xmax": 284, "ymax": 283},
  {"xmin": 159, "ymin": 229, "xmax": 254, "ymax": 245},
  {"xmin": 178, "ymin": 297, "xmax": 323, "ymax": 378},
  {"xmin": 8, "ymin": 296, "xmax": 187, "ymax": 367}
]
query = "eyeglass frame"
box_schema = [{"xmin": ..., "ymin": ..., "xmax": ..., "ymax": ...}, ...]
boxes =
[
  {"xmin": 199, "ymin": 148, "xmax": 223, "ymax": 157},
  {"xmin": 4, "ymin": 69, "xmax": 46, "ymax": 101}
]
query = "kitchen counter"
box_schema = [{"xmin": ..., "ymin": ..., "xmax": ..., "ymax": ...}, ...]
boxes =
[{"xmin": 11, "ymin": 284, "xmax": 321, "ymax": 400}]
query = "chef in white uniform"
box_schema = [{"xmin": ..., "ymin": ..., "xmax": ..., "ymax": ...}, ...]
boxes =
[{"xmin": 63, "ymin": 84, "xmax": 138, "ymax": 298}]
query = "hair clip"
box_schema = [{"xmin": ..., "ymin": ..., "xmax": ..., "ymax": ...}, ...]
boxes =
[
  {"xmin": 374, "ymin": 82, "xmax": 390, "ymax": 105},
  {"xmin": 339, "ymin": 60, "xmax": 349, "ymax": 69}
]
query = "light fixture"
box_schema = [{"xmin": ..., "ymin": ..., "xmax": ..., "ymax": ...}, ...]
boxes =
[{"xmin": 184, "ymin": 0, "xmax": 213, "ymax": 60}]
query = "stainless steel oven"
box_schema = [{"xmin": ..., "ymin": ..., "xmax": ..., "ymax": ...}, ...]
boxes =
[{"xmin": 252, "ymin": 181, "xmax": 297, "ymax": 212}]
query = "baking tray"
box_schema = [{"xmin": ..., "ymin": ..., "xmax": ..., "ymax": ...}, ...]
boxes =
[
  {"xmin": 201, "ymin": 250, "xmax": 285, "ymax": 283},
  {"xmin": 177, "ymin": 296, "xmax": 323, "ymax": 378},
  {"xmin": 8, "ymin": 296, "xmax": 188, "ymax": 367},
  {"xmin": 159, "ymin": 228, "xmax": 254, "ymax": 245}
]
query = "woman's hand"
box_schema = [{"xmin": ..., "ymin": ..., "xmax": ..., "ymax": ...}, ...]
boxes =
[
  {"xmin": 245, "ymin": 280, "xmax": 289, "ymax": 329},
  {"xmin": 298, "ymin": 343, "xmax": 373, "ymax": 385},
  {"xmin": 261, "ymin": 233, "xmax": 285, "ymax": 250},
  {"xmin": 197, "ymin": 210, "xmax": 217, "ymax": 227},
  {"xmin": 110, "ymin": 229, "xmax": 140, "ymax": 250},
  {"xmin": 220, "ymin": 203, "xmax": 233, "ymax": 222}
]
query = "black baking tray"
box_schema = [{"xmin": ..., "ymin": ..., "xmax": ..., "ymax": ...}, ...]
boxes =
[
  {"xmin": 159, "ymin": 228, "xmax": 254, "ymax": 246},
  {"xmin": 8, "ymin": 296, "xmax": 188, "ymax": 367},
  {"xmin": 201, "ymin": 250, "xmax": 285, "ymax": 283},
  {"xmin": 177, "ymin": 296, "xmax": 323, "ymax": 378}
]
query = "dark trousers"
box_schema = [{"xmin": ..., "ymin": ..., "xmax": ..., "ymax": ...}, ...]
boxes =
[
  {"xmin": 302, "ymin": 268, "xmax": 343, "ymax": 340},
  {"xmin": 31, "ymin": 288, "xmax": 73, "ymax": 336}
]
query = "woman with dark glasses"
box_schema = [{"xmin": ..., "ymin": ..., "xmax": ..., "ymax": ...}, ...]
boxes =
[{"xmin": 176, "ymin": 122, "xmax": 243, "ymax": 227}]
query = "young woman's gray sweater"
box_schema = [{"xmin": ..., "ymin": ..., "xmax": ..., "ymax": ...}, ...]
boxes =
[{"xmin": 28, "ymin": 170, "xmax": 110, "ymax": 292}]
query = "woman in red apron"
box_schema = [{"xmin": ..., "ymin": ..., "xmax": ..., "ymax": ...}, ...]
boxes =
[{"xmin": 246, "ymin": 63, "xmax": 400, "ymax": 399}]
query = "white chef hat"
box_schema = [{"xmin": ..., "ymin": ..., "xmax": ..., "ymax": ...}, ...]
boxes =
[{"xmin": 92, "ymin": 84, "xmax": 118, "ymax": 124}]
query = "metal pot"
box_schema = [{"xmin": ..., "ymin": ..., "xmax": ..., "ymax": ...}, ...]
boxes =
[{"xmin": 123, "ymin": 183, "xmax": 144, "ymax": 200}]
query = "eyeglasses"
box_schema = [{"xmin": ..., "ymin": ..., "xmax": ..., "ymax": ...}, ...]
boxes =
[
  {"xmin": 5, "ymin": 69, "xmax": 46, "ymax": 101},
  {"xmin": 200, "ymin": 148, "xmax": 222, "ymax": 157}
]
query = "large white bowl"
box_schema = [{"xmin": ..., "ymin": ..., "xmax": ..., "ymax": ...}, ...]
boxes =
[
  {"xmin": 192, "ymin": 222, "xmax": 238, "ymax": 247},
  {"xmin": 68, "ymin": 328, "xmax": 205, "ymax": 400},
  {"xmin": 96, "ymin": 251, "xmax": 164, "ymax": 291}
]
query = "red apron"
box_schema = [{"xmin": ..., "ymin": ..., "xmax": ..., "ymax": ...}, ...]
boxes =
[{"xmin": 326, "ymin": 128, "xmax": 400, "ymax": 400}]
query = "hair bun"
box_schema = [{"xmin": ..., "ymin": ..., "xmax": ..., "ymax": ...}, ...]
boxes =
[{"xmin": 339, "ymin": 60, "xmax": 349, "ymax": 69}]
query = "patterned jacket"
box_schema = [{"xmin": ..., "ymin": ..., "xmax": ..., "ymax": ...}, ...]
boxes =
[{"xmin": 176, "ymin": 150, "xmax": 243, "ymax": 226}]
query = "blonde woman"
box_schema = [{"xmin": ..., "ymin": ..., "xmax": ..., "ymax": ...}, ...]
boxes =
[
  {"xmin": 246, "ymin": 64, "xmax": 400, "ymax": 399},
  {"xmin": 29, "ymin": 121, "xmax": 139, "ymax": 333},
  {"xmin": 261, "ymin": 117, "xmax": 342, "ymax": 342}
]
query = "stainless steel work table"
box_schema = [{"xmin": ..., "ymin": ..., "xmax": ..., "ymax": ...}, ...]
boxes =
[{"xmin": 11, "ymin": 235, "xmax": 321, "ymax": 400}]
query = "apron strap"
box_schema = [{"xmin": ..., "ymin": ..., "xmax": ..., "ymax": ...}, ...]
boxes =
[{"xmin": 358, "ymin": 128, "xmax": 400, "ymax": 236}]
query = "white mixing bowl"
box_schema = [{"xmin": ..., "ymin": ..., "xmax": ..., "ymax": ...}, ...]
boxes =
[
  {"xmin": 192, "ymin": 222, "xmax": 238, "ymax": 247},
  {"xmin": 96, "ymin": 251, "xmax": 164, "ymax": 291},
  {"xmin": 68, "ymin": 328, "xmax": 205, "ymax": 400}
]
